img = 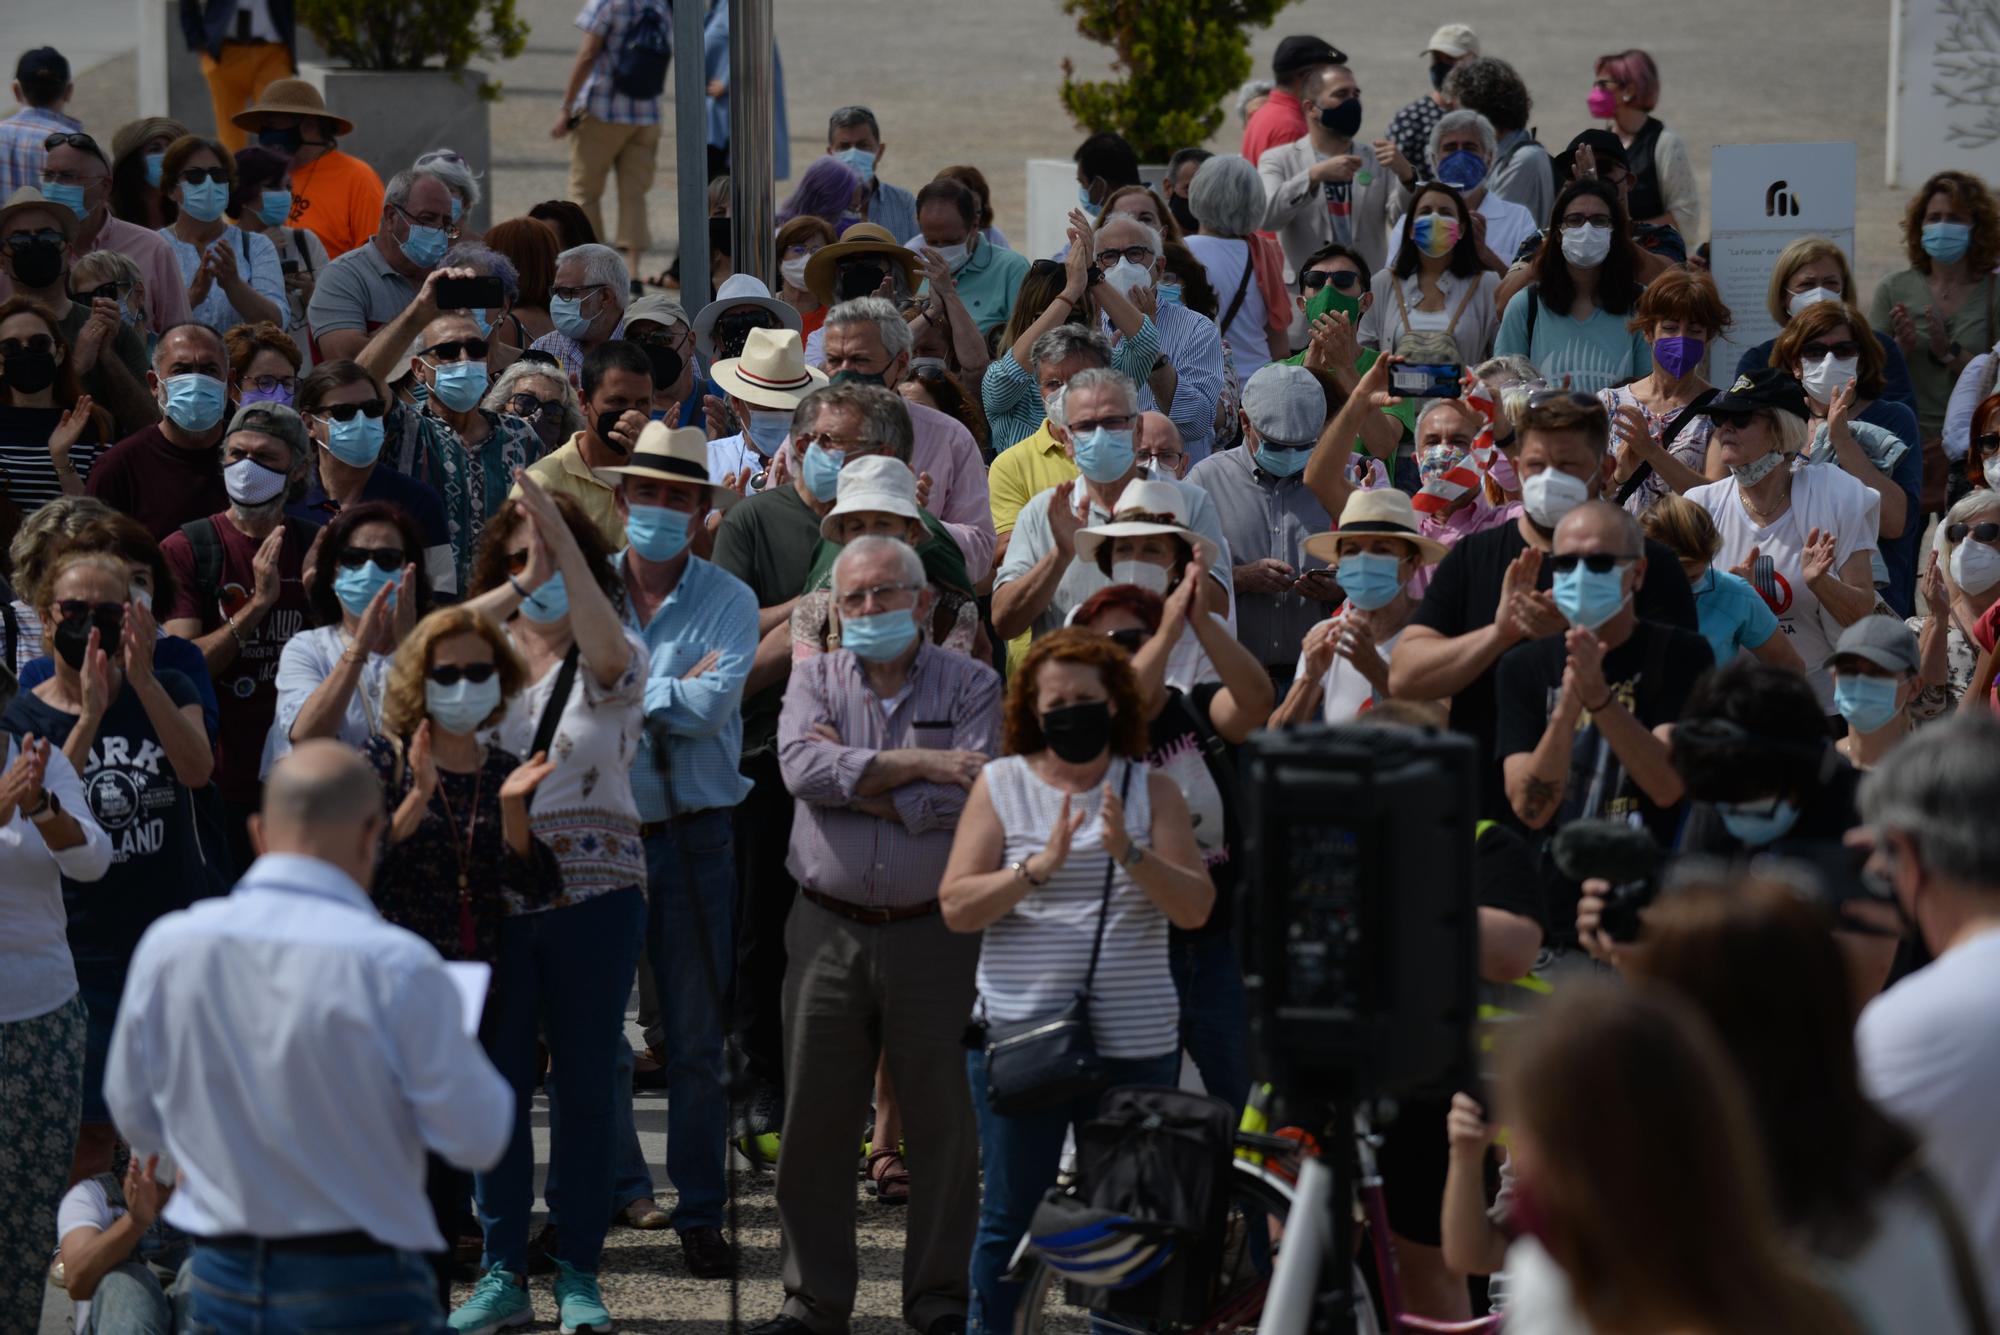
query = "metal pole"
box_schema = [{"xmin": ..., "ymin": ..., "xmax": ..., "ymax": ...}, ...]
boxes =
[
  {"xmin": 672, "ymin": 0, "xmax": 712, "ymax": 312},
  {"xmin": 728, "ymin": 0, "xmax": 775, "ymax": 289}
]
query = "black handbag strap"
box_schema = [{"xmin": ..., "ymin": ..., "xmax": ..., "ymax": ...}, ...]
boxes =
[
  {"xmin": 1615, "ymin": 387, "xmax": 1718, "ymax": 506},
  {"xmin": 1219, "ymin": 248, "xmax": 1255, "ymax": 335},
  {"xmin": 1080, "ymin": 760, "xmax": 1139, "ymax": 997},
  {"xmin": 530, "ymin": 645, "xmax": 582, "ymax": 759}
]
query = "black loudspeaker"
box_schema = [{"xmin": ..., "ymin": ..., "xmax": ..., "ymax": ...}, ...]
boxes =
[{"xmin": 1237, "ymin": 724, "xmax": 1480, "ymax": 1104}]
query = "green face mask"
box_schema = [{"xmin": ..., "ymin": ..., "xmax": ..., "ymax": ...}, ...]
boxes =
[{"xmin": 1306, "ymin": 281, "xmax": 1362, "ymax": 324}]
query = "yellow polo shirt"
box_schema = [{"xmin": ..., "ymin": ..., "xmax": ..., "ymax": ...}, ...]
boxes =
[
  {"xmin": 511, "ymin": 433, "xmax": 623, "ymax": 549},
  {"xmin": 988, "ymin": 423, "xmax": 1078, "ymax": 536}
]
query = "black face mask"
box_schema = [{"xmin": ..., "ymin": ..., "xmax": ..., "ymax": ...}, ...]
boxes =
[
  {"xmin": 1040, "ymin": 700, "xmax": 1113, "ymax": 764},
  {"xmin": 713, "ymin": 313, "xmax": 773, "ymax": 362},
  {"xmin": 594, "ymin": 408, "xmax": 631, "ymax": 455},
  {"xmin": 643, "ymin": 342, "xmax": 684, "ymax": 389},
  {"xmin": 1168, "ymin": 194, "xmax": 1198, "ymax": 233},
  {"xmin": 258, "ymin": 126, "xmax": 304, "ymax": 155},
  {"xmin": 53, "ymin": 616, "xmax": 120, "ymax": 670},
  {"xmin": 1320, "ymin": 99, "xmax": 1363, "ymax": 138},
  {"xmin": 8, "ymin": 238, "xmax": 65, "ymax": 290},
  {"xmin": 1430, "ymin": 60, "xmax": 1452, "ymax": 91},
  {"xmin": 1, "ymin": 346, "xmax": 59, "ymax": 394},
  {"xmin": 837, "ymin": 261, "xmax": 888, "ymax": 302},
  {"xmin": 829, "ymin": 368, "xmax": 886, "ymax": 388}
]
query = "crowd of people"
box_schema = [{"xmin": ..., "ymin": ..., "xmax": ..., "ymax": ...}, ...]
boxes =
[{"xmin": 1, "ymin": 15, "xmax": 1998, "ymax": 1335}]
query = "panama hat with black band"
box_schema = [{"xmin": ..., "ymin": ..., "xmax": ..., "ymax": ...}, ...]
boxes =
[{"xmin": 598, "ymin": 421, "xmax": 741, "ymax": 511}]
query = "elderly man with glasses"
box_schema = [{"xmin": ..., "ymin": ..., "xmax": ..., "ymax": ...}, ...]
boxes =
[
  {"xmin": 531, "ymin": 241, "xmax": 633, "ymax": 385},
  {"xmin": 1089, "ymin": 212, "xmax": 1225, "ymax": 462},
  {"xmin": 305, "ymin": 165, "xmax": 461, "ymax": 362}
]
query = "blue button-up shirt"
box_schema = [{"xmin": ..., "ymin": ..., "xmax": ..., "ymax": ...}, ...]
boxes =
[
  {"xmin": 620, "ymin": 549, "xmax": 759, "ymax": 819},
  {"xmin": 0, "ymin": 106, "xmax": 80, "ymax": 200},
  {"xmin": 1135, "ymin": 300, "xmax": 1226, "ymax": 462},
  {"xmin": 862, "ymin": 180, "xmax": 919, "ymax": 252}
]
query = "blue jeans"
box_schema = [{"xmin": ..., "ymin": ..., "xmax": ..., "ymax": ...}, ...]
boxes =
[
  {"xmin": 964, "ymin": 1047, "xmax": 1180, "ymax": 1335},
  {"xmin": 84, "ymin": 1259, "xmax": 185, "ymax": 1334},
  {"xmin": 475, "ymin": 886, "xmax": 645, "ymax": 1275},
  {"xmin": 182, "ymin": 1244, "xmax": 440, "ymax": 1333},
  {"xmin": 1169, "ymin": 930, "xmax": 1252, "ymax": 1116},
  {"xmin": 544, "ymin": 1042, "xmax": 655, "ymax": 1223}
]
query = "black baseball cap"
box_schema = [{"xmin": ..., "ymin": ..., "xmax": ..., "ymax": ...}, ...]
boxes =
[
  {"xmin": 1273, "ymin": 36, "xmax": 1347, "ymax": 79},
  {"xmin": 1703, "ymin": 367, "xmax": 1809, "ymax": 420},
  {"xmin": 15, "ymin": 48, "xmax": 70, "ymax": 90},
  {"xmin": 1556, "ymin": 129, "xmax": 1628, "ymax": 183}
]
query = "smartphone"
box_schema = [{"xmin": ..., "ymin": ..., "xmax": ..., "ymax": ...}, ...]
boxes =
[
  {"xmin": 1389, "ymin": 362, "xmax": 1463, "ymax": 398},
  {"xmin": 280, "ymin": 259, "xmax": 301, "ymax": 275},
  {"xmin": 1751, "ymin": 554, "xmax": 1779, "ymax": 604},
  {"xmin": 434, "ymin": 275, "xmax": 505, "ymax": 311}
]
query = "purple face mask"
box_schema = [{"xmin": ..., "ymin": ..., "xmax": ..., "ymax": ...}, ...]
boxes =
[
  {"xmin": 238, "ymin": 384, "xmax": 294, "ymax": 408},
  {"xmin": 1652, "ymin": 335, "xmax": 1705, "ymax": 380}
]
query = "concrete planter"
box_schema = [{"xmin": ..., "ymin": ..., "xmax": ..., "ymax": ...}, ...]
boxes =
[
  {"xmin": 298, "ymin": 64, "xmax": 493, "ymax": 232},
  {"xmin": 1024, "ymin": 157, "xmax": 1167, "ymax": 259}
]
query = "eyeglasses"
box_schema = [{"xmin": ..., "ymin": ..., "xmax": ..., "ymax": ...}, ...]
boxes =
[
  {"xmin": 429, "ymin": 662, "xmax": 498, "ymax": 686},
  {"xmin": 318, "ymin": 399, "xmax": 387, "ymax": 422},
  {"xmin": 177, "ymin": 166, "xmax": 229, "ymax": 186},
  {"xmin": 3, "ymin": 229, "xmax": 64, "ymax": 254},
  {"xmin": 1139, "ymin": 450, "xmax": 1186, "ymax": 471},
  {"xmin": 1801, "ymin": 341, "xmax": 1860, "ymax": 360},
  {"xmin": 55, "ymin": 599, "xmax": 124, "ymax": 631},
  {"xmin": 1068, "ymin": 413, "xmax": 1135, "ymax": 435},
  {"xmin": 1558, "ymin": 212, "xmax": 1614, "ymax": 230},
  {"xmin": 337, "ymin": 545, "xmax": 405, "ymax": 571},
  {"xmin": 1947, "ymin": 521, "xmax": 2000, "ymax": 546},
  {"xmin": 1548, "ymin": 552, "xmax": 1632, "ymax": 574},
  {"xmin": 392, "ymin": 202, "xmax": 452, "ymax": 232},
  {"xmin": 1301, "ymin": 269, "xmax": 1362, "ymax": 292},
  {"xmin": 0, "ymin": 334, "xmax": 55, "ymax": 357},
  {"xmin": 550, "ymin": 283, "xmax": 605, "ymax": 302},
  {"xmin": 796, "ymin": 431, "xmax": 874, "ymax": 452},
  {"xmin": 244, "ymin": 373, "xmax": 298, "ymax": 394},
  {"xmin": 1095, "ymin": 245, "xmax": 1155, "ymax": 267},
  {"xmin": 835, "ymin": 582, "xmax": 920, "ymax": 615},
  {"xmin": 506, "ymin": 392, "xmax": 559, "ymax": 419},
  {"xmin": 423, "ymin": 338, "xmax": 488, "ymax": 362}
]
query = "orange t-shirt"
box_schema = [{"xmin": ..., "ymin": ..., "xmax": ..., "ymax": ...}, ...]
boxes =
[{"xmin": 288, "ymin": 149, "xmax": 385, "ymax": 259}]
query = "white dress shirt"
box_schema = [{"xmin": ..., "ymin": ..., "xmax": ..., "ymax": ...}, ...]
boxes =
[
  {"xmin": 0, "ymin": 740, "xmax": 112, "ymax": 1023},
  {"xmin": 104, "ymin": 852, "xmax": 513, "ymax": 1250},
  {"xmin": 260, "ymin": 625, "xmax": 394, "ymax": 779}
]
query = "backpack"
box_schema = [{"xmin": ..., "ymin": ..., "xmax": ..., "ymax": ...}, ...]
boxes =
[
  {"xmin": 179, "ymin": 515, "xmax": 320, "ymax": 617},
  {"xmin": 1392, "ymin": 274, "xmax": 1479, "ymax": 363},
  {"xmin": 610, "ymin": 0, "xmax": 672, "ymax": 100}
]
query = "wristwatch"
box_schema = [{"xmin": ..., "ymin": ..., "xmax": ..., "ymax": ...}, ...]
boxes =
[
  {"xmin": 1086, "ymin": 263, "xmax": 1105, "ymax": 289},
  {"xmin": 1010, "ymin": 859, "xmax": 1046, "ymax": 887},
  {"xmin": 27, "ymin": 791, "xmax": 59, "ymax": 824},
  {"xmin": 1119, "ymin": 842, "xmax": 1144, "ymax": 871}
]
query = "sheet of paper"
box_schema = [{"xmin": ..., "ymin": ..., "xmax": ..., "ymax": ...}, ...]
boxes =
[{"xmin": 443, "ymin": 962, "xmax": 491, "ymax": 1037}]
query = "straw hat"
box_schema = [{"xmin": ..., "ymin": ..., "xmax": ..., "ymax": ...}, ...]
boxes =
[
  {"xmin": 231, "ymin": 78, "xmax": 355, "ymax": 137},
  {"xmin": 1073, "ymin": 479, "xmax": 1222, "ymax": 569},
  {"xmin": 803, "ymin": 222, "xmax": 920, "ymax": 306},
  {"xmin": 1302, "ymin": 486, "xmax": 1448, "ymax": 566},
  {"xmin": 711, "ymin": 328, "xmax": 827, "ymax": 409},
  {"xmin": 597, "ymin": 422, "xmax": 739, "ymax": 511},
  {"xmin": 111, "ymin": 117, "xmax": 190, "ymax": 173},
  {"xmin": 0, "ymin": 186, "xmax": 77, "ymax": 241}
]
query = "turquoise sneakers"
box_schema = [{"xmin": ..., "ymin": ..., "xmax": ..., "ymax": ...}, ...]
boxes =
[
  {"xmin": 553, "ymin": 1258, "xmax": 614, "ymax": 1333},
  {"xmin": 448, "ymin": 1267, "xmax": 531, "ymax": 1333}
]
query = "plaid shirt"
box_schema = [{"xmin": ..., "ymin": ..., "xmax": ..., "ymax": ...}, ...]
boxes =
[
  {"xmin": 0, "ymin": 106, "xmax": 80, "ymax": 200},
  {"xmin": 573, "ymin": 0, "xmax": 668, "ymax": 125}
]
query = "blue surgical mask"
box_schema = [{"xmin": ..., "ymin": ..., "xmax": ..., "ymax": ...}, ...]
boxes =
[
  {"xmin": 1921, "ymin": 220, "xmax": 1972, "ymax": 264},
  {"xmin": 1157, "ymin": 283, "xmax": 1183, "ymax": 306},
  {"xmin": 470, "ymin": 307, "xmax": 493, "ymax": 337},
  {"xmin": 1335, "ymin": 551, "xmax": 1405, "ymax": 610},
  {"xmin": 518, "ymin": 570, "xmax": 569, "ymax": 623},
  {"xmin": 801, "ymin": 442, "xmax": 845, "ymax": 501},
  {"xmin": 40, "ymin": 180, "xmax": 87, "ymax": 218},
  {"xmin": 1834, "ymin": 674, "xmax": 1903, "ymax": 734},
  {"xmin": 257, "ymin": 189, "xmax": 293, "ymax": 227},
  {"xmin": 425, "ymin": 676, "xmax": 502, "ymax": 734},
  {"xmin": 400, "ymin": 222, "xmax": 450, "ymax": 268},
  {"xmin": 1551, "ymin": 562, "xmax": 1630, "ymax": 631},
  {"xmin": 430, "ymin": 360, "xmax": 489, "ymax": 412},
  {"xmin": 178, "ymin": 178, "xmax": 230, "ymax": 223},
  {"xmin": 1435, "ymin": 149, "xmax": 1489, "ymax": 193},
  {"xmin": 1253, "ymin": 443, "xmax": 1313, "ymax": 477},
  {"xmin": 333, "ymin": 560, "xmax": 398, "ymax": 617},
  {"xmin": 626, "ymin": 504, "xmax": 692, "ymax": 561},
  {"xmin": 449, "ymin": 195, "xmax": 463, "ymax": 224},
  {"xmin": 144, "ymin": 152, "xmax": 166, "ymax": 188},
  {"xmin": 1717, "ymin": 798, "xmax": 1801, "ymax": 848},
  {"xmin": 549, "ymin": 292, "xmax": 595, "ymax": 339},
  {"xmin": 161, "ymin": 373, "xmax": 228, "ymax": 432},
  {"xmin": 841, "ymin": 608, "xmax": 919, "ymax": 661},
  {"xmin": 835, "ymin": 146, "xmax": 876, "ymax": 184},
  {"xmin": 746, "ymin": 409, "xmax": 792, "ymax": 455},
  {"xmin": 1072, "ymin": 425, "xmax": 1135, "ymax": 483},
  {"xmin": 1077, "ymin": 185, "xmax": 1101, "ymax": 218},
  {"xmin": 323, "ymin": 411, "xmax": 385, "ymax": 467}
]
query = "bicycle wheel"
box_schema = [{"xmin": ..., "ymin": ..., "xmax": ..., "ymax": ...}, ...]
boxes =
[{"xmin": 1012, "ymin": 1160, "xmax": 1296, "ymax": 1335}]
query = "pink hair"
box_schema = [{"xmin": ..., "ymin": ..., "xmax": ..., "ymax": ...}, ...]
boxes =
[{"xmin": 1595, "ymin": 49, "xmax": 1660, "ymax": 110}]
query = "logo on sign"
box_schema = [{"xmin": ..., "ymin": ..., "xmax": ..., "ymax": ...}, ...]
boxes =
[{"xmin": 1765, "ymin": 181, "xmax": 1801, "ymax": 218}]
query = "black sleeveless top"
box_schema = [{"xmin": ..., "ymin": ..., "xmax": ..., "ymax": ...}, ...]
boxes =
[{"xmin": 1623, "ymin": 116, "xmax": 1668, "ymax": 222}]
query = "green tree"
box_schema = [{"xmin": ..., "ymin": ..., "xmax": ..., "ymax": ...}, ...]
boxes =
[
  {"xmin": 297, "ymin": 0, "xmax": 529, "ymax": 85},
  {"xmin": 1059, "ymin": 0, "xmax": 1297, "ymax": 161}
]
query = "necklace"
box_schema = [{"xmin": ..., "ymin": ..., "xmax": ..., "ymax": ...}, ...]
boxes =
[
  {"xmin": 1738, "ymin": 475, "xmax": 1792, "ymax": 526},
  {"xmin": 434, "ymin": 752, "xmax": 486, "ymax": 955}
]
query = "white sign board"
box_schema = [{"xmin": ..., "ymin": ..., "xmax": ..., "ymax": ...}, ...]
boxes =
[
  {"xmin": 1708, "ymin": 143, "xmax": 1858, "ymax": 379},
  {"xmin": 1888, "ymin": 0, "xmax": 2000, "ymax": 189}
]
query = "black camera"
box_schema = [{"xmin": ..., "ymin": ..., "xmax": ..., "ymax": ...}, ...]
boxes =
[{"xmin": 1552, "ymin": 819, "xmax": 1664, "ymax": 944}]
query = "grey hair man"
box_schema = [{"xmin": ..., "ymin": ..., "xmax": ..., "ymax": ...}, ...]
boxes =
[
  {"xmin": 531, "ymin": 241, "xmax": 633, "ymax": 380},
  {"xmin": 104, "ymin": 739, "xmax": 513, "ymax": 1330},
  {"xmin": 1398, "ymin": 108, "xmax": 1535, "ymax": 273},
  {"xmin": 305, "ymin": 165, "xmax": 459, "ymax": 362}
]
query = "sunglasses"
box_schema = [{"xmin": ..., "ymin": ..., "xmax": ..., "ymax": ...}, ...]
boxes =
[
  {"xmin": 506, "ymin": 548, "xmax": 530, "ymax": 575},
  {"xmin": 1549, "ymin": 552, "xmax": 1631, "ymax": 574},
  {"xmin": 43, "ymin": 131, "xmax": 102, "ymax": 153},
  {"xmin": 423, "ymin": 337, "xmax": 488, "ymax": 362},
  {"xmin": 1975, "ymin": 432, "xmax": 2000, "ymax": 455},
  {"xmin": 319, "ymin": 399, "xmax": 387, "ymax": 422},
  {"xmin": 1525, "ymin": 388, "xmax": 1601, "ymax": 411},
  {"xmin": 429, "ymin": 662, "xmax": 498, "ymax": 686},
  {"xmin": 0, "ymin": 334, "xmax": 55, "ymax": 357},
  {"xmin": 1948, "ymin": 521, "xmax": 2000, "ymax": 546},
  {"xmin": 56, "ymin": 598, "xmax": 124, "ymax": 630},
  {"xmin": 1301, "ymin": 269, "xmax": 1362, "ymax": 292},
  {"xmin": 73, "ymin": 281, "xmax": 130, "ymax": 303},
  {"xmin": 506, "ymin": 392, "xmax": 559, "ymax": 419},
  {"xmin": 1108, "ymin": 627, "xmax": 1149, "ymax": 654},
  {"xmin": 3, "ymin": 229, "xmax": 64, "ymax": 253},
  {"xmin": 177, "ymin": 166, "xmax": 228, "ymax": 186},
  {"xmin": 1801, "ymin": 341, "xmax": 1860, "ymax": 361},
  {"xmin": 337, "ymin": 545, "xmax": 405, "ymax": 572},
  {"xmin": 1708, "ymin": 409, "xmax": 1758, "ymax": 429}
]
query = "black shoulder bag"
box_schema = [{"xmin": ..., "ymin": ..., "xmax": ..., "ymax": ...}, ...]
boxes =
[
  {"xmin": 981, "ymin": 760, "xmax": 1137, "ymax": 1116},
  {"xmin": 1614, "ymin": 388, "xmax": 1719, "ymax": 507},
  {"xmin": 529, "ymin": 645, "xmax": 583, "ymax": 760}
]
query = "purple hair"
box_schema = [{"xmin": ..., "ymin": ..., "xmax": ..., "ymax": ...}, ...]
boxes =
[{"xmin": 777, "ymin": 155, "xmax": 862, "ymax": 228}]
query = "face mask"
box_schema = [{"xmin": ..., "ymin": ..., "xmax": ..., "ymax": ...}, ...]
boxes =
[
  {"xmin": 399, "ymin": 222, "xmax": 450, "ymax": 268},
  {"xmin": 836, "ymin": 262, "xmax": 887, "ymax": 302},
  {"xmin": 449, "ymin": 196, "xmax": 463, "ymax": 224},
  {"xmin": 518, "ymin": 570, "xmax": 569, "ymax": 623},
  {"xmin": 1987, "ymin": 455, "xmax": 2000, "ymax": 491},
  {"xmin": 223, "ymin": 455, "xmax": 287, "ymax": 505},
  {"xmin": 836, "ymin": 146, "xmax": 876, "ymax": 184},
  {"xmin": 130, "ymin": 586, "xmax": 152, "ymax": 612},
  {"xmin": 1319, "ymin": 99, "xmax": 1363, "ymax": 138},
  {"xmin": 1072, "ymin": 425, "xmax": 1136, "ymax": 483},
  {"xmin": 841, "ymin": 607, "xmax": 920, "ymax": 661},
  {"xmin": 1521, "ymin": 468, "xmax": 1590, "ymax": 529},
  {"xmin": 549, "ymin": 292, "xmax": 597, "ymax": 339},
  {"xmin": 1435, "ymin": 149, "xmax": 1488, "ymax": 193},
  {"xmin": 144, "ymin": 152, "xmax": 165, "ymax": 188},
  {"xmin": 1561, "ymin": 222, "xmax": 1613, "ymax": 269},
  {"xmin": 1950, "ymin": 536, "xmax": 2000, "ymax": 594},
  {"xmin": 430, "ymin": 361, "xmax": 489, "ymax": 413},
  {"xmin": 930, "ymin": 241, "xmax": 969, "ymax": 269},
  {"xmin": 1587, "ymin": 85, "xmax": 1619, "ymax": 119},
  {"xmin": 239, "ymin": 383, "xmax": 293, "ymax": 407},
  {"xmin": 161, "ymin": 372, "xmax": 228, "ymax": 431},
  {"xmin": 1418, "ymin": 444, "xmax": 1466, "ymax": 486},
  {"xmin": 801, "ymin": 442, "xmax": 845, "ymax": 501},
  {"xmin": 1, "ymin": 346, "xmax": 59, "ymax": 394},
  {"xmin": 1652, "ymin": 335, "xmax": 1705, "ymax": 379},
  {"xmin": 1834, "ymin": 673, "xmax": 1903, "ymax": 734},
  {"xmin": 829, "ymin": 367, "xmax": 888, "ymax": 388},
  {"xmin": 7, "ymin": 237, "xmax": 65, "ymax": 290},
  {"xmin": 1168, "ymin": 194, "xmax": 1198, "ymax": 233},
  {"xmin": 1077, "ymin": 185, "xmax": 1101, "ymax": 218},
  {"xmin": 257, "ymin": 189, "xmax": 293, "ymax": 227},
  {"xmin": 1104, "ymin": 258, "xmax": 1153, "ymax": 296},
  {"xmin": 53, "ymin": 615, "xmax": 120, "ymax": 670},
  {"xmin": 746, "ymin": 408, "xmax": 792, "ymax": 454},
  {"xmin": 780, "ymin": 255, "xmax": 810, "ymax": 288},
  {"xmin": 258, "ymin": 126, "xmax": 304, "ymax": 155},
  {"xmin": 1921, "ymin": 220, "xmax": 1972, "ymax": 264},
  {"xmin": 1157, "ymin": 282, "xmax": 1183, "ymax": 306},
  {"xmin": 1430, "ymin": 60, "xmax": 1452, "ymax": 90},
  {"xmin": 908, "ymin": 356, "xmax": 948, "ymax": 375},
  {"xmin": 1305, "ymin": 280, "xmax": 1361, "ymax": 324},
  {"xmin": 1717, "ymin": 798, "xmax": 1801, "ymax": 847},
  {"xmin": 1111, "ymin": 559, "xmax": 1170, "ymax": 595},
  {"xmin": 1730, "ymin": 448, "xmax": 1786, "ymax": 488},
  {"xmin": 626, "ymin": 503, "xmax": 692, "ymax": 561},
  {"xmin": 1412, "ymin": 213, "xmax": 1458, "ymax": 258},
  {"xmin": 425, "ymin": 676, "xmax": 502, "ymax": 735},
  {"xmin": 333, "ymin": 560, "xmax": 397, "ymax": 617},
  {"xmin": 593, "ymin": 408, "xmax": 630, "ymax": 455},
  {"xmin": 41, "ymin": 181, "xmax": 88, "ymax": 218},
  {"xmin": 643, "ymin": 341, "xmax": 683, "ymax": 388},
  {"xmin": 1040, "ymin": 700, "xmax": 1113, "ymax": 764},
  {"xmin": 324, "ymin": 410, "xmax": 385, "ymax": 467},
  {"xmin": 1786, "ymin": 286, "xmax": 1842, "ymax": 318},
  {"xmin": 1800, "ymin": 353, "xmax": 1857, "ymax": 405},
  {"xmin": 1552, "ymin": 562, "xmax": 1630, "ymax": 630},
  {"xmin": 1335, "ymin": 551, "xmax": 1405, "ymax": 610},
  {"xmin": 1254, "ymin": 443, "xmax": 1313, "ymax": 477},
  {"xmin": 178, "ymin": 178, "xmax": 229, "ymax": 223}
]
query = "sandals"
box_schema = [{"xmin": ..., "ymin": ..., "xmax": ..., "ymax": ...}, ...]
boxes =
[{"xmin": 866, "ymin": 1147, "xmax": 910, "ymax": 1205}]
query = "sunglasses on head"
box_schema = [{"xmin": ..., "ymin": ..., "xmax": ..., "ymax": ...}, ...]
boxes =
[
  {"xmin": 1549, "ymin": 552, "xmax": 1631, "ymax": 574},
  {"xmin": 1030, "ymin": 258, "xmax": 1063, "ymax": 276},
  {"xmin": 1301, "ymin": 269, "xmax": 1362, "ymax": 291},
  {"xmin": 337, "ymin": 545, "xmax": 405, "ymax": 572},
  {"xmin": 429, "ymin": 662, "xmax": 497, "ymax": 686},
  {"xmin": 56, "ymin": 598, "xmax": 124, "ymax": 630},
  {"xmin": 1948, "ymin": 521, "xmax": 2000, "ymax": 546},
  {"xmin": 42, "ymin": 131, "xmax": 102, "ymax": 154},
  {"xmin": 423, "ymin": 337, "xmax": 487, "ymax": 362},
  {"xmin": 319, "ymin": 399, "xmax": 387, "ymax": 422},
  {"xmin": 177, "ymin": 166, "xmax": 228, "ymax": 186}
]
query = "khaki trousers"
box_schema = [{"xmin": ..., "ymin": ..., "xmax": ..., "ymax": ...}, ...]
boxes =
[{"xmin": 567, "ymin": 113, "xmax": 660, "ymax": 254}]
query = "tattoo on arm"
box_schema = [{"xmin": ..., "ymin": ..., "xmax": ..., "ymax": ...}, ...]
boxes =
[{"xmin": 1522, "ymin": 775, "xmax": 1562, "ymax": 822}]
